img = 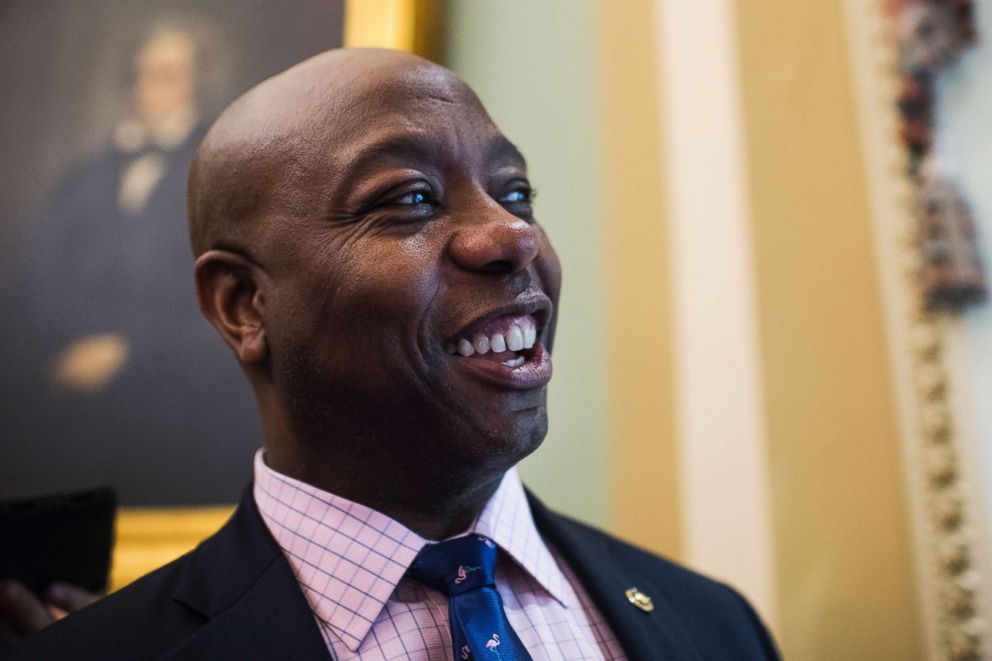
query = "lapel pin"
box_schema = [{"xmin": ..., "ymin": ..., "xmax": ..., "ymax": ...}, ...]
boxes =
[{"xmin": 625, "ymin": 586, "xmax": 654, "ymax": 612}]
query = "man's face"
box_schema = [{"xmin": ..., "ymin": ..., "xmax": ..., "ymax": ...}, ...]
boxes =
[
  {"xmin": 135, "ymin": 30, "xmax": 195, "ymax": 129},
  {"xmin": 256, "ymin": 65, "xmax": 562, "ymax": 471}
]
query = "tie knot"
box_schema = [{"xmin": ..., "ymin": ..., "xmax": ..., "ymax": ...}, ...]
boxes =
[{"xmin": 408, "ymin": 534, "xmax": 499, "ymax": 596}]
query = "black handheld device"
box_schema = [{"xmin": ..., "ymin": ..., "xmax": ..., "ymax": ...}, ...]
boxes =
[{"xmin": 0, "ymin": 487, "xmax": 116, "ymax": 595}]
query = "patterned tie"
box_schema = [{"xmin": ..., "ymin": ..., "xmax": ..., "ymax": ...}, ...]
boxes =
[{"xmin": 408, "ymin": 534, "xmax": 533, "ymax": 661}]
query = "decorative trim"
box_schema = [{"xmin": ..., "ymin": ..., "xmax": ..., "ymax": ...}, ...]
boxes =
[{"xmin": 845, "ymin": 1, "xmax": 989, "ymax": 658}]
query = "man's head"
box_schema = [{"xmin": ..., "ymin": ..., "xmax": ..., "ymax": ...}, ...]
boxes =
[{"xmin": 188, "ymin": 49, "xmax": 561, "ymax": 517}]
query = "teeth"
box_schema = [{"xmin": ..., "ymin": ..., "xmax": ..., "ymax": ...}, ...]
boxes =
[
  {"xmin": 502, "ymin": 355, "xmax": 526, "ymax": 368},
  {"xmin": 523, "ymin": 325, "xmax": 536, "ymax": 349},
  {"xmin": 506, "ymin": 326, "xmax": 524, "ymax": 352},
  {"xmin": 490, "ymin": 333, "xmax": 507, "ymax": 353},
  {"xmin": 472, "ymin": 333, "xmax": 490, "ymax": 355},
  {"xmin": 450, "ymin": 318, "xmax": 539, "ymax": 358}
]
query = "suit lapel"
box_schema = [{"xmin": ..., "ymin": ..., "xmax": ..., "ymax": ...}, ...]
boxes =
[
  {"xmin": 163, "ymin": 487, "xmax": 330, "ymax": 660},
  {"xmin": 528, "ymin": 491, "xmax": 704, "ymax": 661}
]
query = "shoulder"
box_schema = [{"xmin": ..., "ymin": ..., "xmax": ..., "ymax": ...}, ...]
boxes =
[
  {"xmin": 530, "ymin": 495, "xmax": 780, "ymax": 660},
  {"xmin": 1, "ymin": 554, "xmax": 204, "ymax": 661},
  {"xmin": 2, "ymin": 489, "xmax": 296, "ymax": 661}
]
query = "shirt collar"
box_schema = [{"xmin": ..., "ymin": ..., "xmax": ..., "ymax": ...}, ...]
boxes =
[
  {"xmin": 252, "ymin": 450, "xmax": 570, "ymax": 653},
  {"xmin": 469, "ymin": 468, "xmax": 570, "ymax": 607}
]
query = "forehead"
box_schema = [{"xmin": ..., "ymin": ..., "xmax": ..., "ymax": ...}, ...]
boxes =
[
  {"xmin": 335, "ymin": 117, "xmax": 525, "ymax": 192},
  {"xmin": 311, "ymin": 64, "xmax": 520, "ymax": 172}
]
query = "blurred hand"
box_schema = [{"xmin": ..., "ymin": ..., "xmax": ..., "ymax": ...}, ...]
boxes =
[{"xmin": 0, "ymin": 580, "xmax": 98, "ymax": 647}]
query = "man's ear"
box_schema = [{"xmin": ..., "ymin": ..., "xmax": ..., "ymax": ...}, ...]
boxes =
[{"xmin": 194, "ymin": 250, "xmax": 268, "ymax": 365}]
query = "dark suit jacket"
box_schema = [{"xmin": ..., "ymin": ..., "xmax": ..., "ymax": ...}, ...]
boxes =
[{"xmin": 3, "ymin": 487, "xmax": 779, "ymax": 660}]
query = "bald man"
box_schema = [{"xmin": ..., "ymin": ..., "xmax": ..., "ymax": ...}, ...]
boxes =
[{"xmin": 2, "ymin": 49, "xmax": 779, "ymax": 660}]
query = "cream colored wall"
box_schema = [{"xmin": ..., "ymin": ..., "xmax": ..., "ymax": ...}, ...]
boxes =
[
  {"xmin": 444, "ymin": 0, "xmax": 611, "ymax": 527},
  {"xmin": 734, "ymin": 0, "xmax": 924, "ymax": 658},
  {"xmin": 599, "ymin": 0, "xmax": 682, "ymax": 560},
  {"xmin": 653, "ymin": 0, "xmax": 778, "ymax": 627}
]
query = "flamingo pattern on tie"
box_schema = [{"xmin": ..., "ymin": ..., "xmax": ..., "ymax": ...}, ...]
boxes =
[
  {"xmin": 408, "ymin": 534, "xmax": 533, "ymax": 660},
  {"xmin": 487, "ymin": 633, "xmax": 502, "ymax": 658},
  {"xmin": 455, "ymin": 565, "xmax": 481, "ymax": 585}
]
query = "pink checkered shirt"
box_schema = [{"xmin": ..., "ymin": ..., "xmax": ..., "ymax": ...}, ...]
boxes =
[{"xmin": 253, "ymin": 451, "xmax": 626, "ymax": 660}]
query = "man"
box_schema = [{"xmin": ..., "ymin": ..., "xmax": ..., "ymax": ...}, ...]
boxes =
[{"xmin": 2, "ymin": 49, "xmax": 779, "ymax": 660}]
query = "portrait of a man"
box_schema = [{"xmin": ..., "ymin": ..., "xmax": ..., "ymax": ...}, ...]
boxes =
[{"xmin": 0, "ymin": 2, "xmax": 344, "ymax": 505}]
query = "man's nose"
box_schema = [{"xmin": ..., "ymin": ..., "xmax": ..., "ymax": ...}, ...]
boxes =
[{"xmin": 447, "ymin": 207, "xmax": 540, "ymax": 274}]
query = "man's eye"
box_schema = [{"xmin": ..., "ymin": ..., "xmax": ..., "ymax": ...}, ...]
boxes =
[
  {"xmin": 396, "ymin": 190, "xmax": 435, "ymax": 205},
  {"xmin": 499, "ymin": 188, "xmax": 533, "ymax": 204}
]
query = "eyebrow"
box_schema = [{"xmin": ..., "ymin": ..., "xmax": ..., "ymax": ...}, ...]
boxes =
[
  {"xmin": 346, "ymin": 133, "xmax": 442, "ymax": 174},
  {"xmin": 342, "ymin": 132, "xmax": 528, "ymax": 183},
  {"xmin": 482, "ymin": 135, "xmax": 527, "ymax": 168}
]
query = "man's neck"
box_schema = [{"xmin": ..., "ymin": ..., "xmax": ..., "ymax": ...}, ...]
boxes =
[{"xmin": 263, "ymin": 443, "xmax": 507, "ymax": 541}]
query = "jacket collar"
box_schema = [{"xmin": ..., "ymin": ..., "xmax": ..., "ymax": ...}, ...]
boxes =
[{"xmin": 165, "ymin": 487, "xmax": 330, "ymax": 660}]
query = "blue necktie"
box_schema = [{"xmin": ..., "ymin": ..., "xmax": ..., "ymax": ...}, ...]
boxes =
[{"xmin": 408, "ymin": 534, "xmax": 533, "ymax": 661}]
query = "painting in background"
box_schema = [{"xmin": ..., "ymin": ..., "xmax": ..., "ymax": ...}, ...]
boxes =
[{"xmin": 0, "ymin": 0, "xmax": 344, "ymax": 505}]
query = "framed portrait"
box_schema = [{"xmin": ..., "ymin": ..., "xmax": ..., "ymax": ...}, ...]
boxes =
[{"xmin": 0, "ymin": 0, "xmax": 345, "ymax": 507}]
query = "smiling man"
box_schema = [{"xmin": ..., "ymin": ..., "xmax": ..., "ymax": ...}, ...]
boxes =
[{"xmin": 2, "ymin": 49, "xmax": 778, "ymax": 660}]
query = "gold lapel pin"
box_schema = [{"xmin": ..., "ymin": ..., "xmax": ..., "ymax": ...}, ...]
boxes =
[{"xmin": 625, "ymin": 587, "xmax": 654, "ymax": 612}]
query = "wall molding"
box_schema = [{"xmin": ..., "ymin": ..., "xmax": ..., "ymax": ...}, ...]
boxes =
[{"xmin": 845, "ymin": 1, "xmax": 990, "ymax": 658}]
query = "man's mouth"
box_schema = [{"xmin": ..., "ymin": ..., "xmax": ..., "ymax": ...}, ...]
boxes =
[
  {"xmin": 443, "ymin": 313, "xmax": 552, "ymax": 390},
  {"xmin": 444, "ymin": 315, "xmax": 538, "ymax": 367}
]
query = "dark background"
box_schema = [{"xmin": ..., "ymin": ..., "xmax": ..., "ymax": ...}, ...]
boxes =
[{"xmin": 0, "ymin": 0, "xmax": 344, "ymax": 505}]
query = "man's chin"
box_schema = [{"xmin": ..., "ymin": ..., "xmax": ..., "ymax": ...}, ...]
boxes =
[{"xmin": 446, "ymin": 400, "xmax": 548, "ymax": 468}]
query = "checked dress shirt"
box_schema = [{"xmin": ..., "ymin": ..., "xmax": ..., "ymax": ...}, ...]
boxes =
[{"xmin": 253, "ymin": 451, "xmax": 627, "ymax": 660}]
